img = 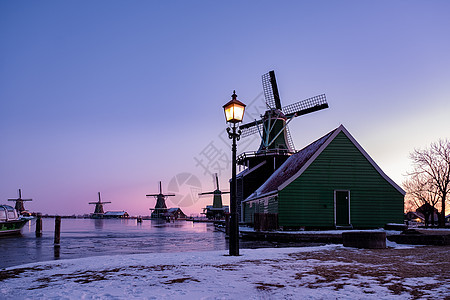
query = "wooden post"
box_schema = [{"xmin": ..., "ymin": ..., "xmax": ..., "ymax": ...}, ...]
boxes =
[
  {"xmin": 54, "ymin": 245, "xmax": 60, "ymax": 258},
  {"xmin": 225, "ymin": 213, "xmax": 230, "ymax": 237},
  {"xmin": 35, "ymin": 213, "xmax": 42, "ymax": 237},
  {"xmin": 54, "ymin": 216, "xmax": 61, "ymax": 245}
]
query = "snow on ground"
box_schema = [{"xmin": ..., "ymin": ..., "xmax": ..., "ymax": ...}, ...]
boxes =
[{"xmin": 1, "ymin": 244, "xmax": 449, "ymax": 300}]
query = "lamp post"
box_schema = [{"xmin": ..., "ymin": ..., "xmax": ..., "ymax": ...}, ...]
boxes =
[{"xmin": 223, "ymin": 90, "xmax": 246, "ymax": 256}]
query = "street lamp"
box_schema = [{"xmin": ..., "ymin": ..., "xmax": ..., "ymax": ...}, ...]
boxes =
[{"xmin": 223, "ymin": 90, "xmax": 246, "ymax": 256}]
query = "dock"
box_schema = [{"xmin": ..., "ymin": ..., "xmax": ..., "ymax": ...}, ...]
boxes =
[
  {"xmin": 240, "ymin": 228, "xmax": 450, "ymax": 246},
  {"xmin": 240, "ymin": 229, "xmax": 343, "ymax": 244}
]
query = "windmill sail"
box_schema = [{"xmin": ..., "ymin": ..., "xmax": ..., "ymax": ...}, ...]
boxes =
[
  {"xmin": 285, "ymin": 126, "xmax": 295, "ymax": 151},
  {"xmin": 262, "ymin": 71, "xmax": 282, "ymax": 109},
  {"xmin": 283, "ymin": 94, "xmax": 328, "ymax": 118},
  {"xmin": 239, "ymin": 71, "xmax": 328, "ymax": 151}
]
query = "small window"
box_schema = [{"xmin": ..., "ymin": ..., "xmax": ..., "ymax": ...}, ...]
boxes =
[
  {"xmin": 7, "ymin": 209, "xmax": 17, "ymax": 220},
  {"xmin": 0, "ymin": 209, "xmax": 6, "ymax": 221}
]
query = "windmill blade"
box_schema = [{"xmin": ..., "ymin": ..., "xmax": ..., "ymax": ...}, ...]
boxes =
[
  {"xmin": 283, "ymin": 94, "xmax": 328, "ymax": 118},
  {"xmin": 239, "ymin": 118, "xmax": 264, "ymax": 130},
  {"xmin": 285, "ymin": 125, "xmax": 295, "ymax": 150},
  {"xmin": 240, "ymin": 123, "xmax": 263, "ymax": 138},
  {"xmin": 199, "ymin": 192, "xmax": 215, "ymax": 196},
  {"xmin": 199, "ymin": 190, "xmax": 230, "ymax": 197},
  {"xmin": 165, "ymin": 194, "xmax": 176, "ymax": 197},
  {"xmin": 239, "ymin": 119, "xmax": 263, "ymax": 138},
  {"xmin": 146, "ymin": 194, "xmax": 160, "ymax": 197},
  {"xmin": 214, "ymin": 173, "xmax": 219, "ymax": 190},
  {"xmin": 262, "ymin": 71, "xmax": 282, "ymax": 109}
]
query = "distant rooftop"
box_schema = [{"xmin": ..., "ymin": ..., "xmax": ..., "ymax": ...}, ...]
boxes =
[{"xmin": 104, "ymin": 211, "xmax": 128, "ymax": 216}]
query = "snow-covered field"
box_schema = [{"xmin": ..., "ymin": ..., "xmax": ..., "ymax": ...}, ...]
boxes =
[{"xmin": 1, "ymin": 243, "xmax": 449, "ymax": 299}]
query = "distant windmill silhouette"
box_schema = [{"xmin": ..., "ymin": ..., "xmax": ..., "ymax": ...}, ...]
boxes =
[
  {"xmin": 89, "ymin": 192, "xmax": 111, "ymax": 217},
  {"xmin": 146, "ymin": 181, "xmax": 175, "ymax": 219},
  {"xmin": 199, "ymin": 173, "xmax": 229, "ymax": 220},
  {"xmin": 8, "ymin": 189, "xmax": 32, "ymax": 213}
]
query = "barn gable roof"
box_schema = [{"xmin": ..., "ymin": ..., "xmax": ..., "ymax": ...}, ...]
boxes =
[{"xmin": 244, "ymin": 124, "xmax": 405, "ymax": 202}]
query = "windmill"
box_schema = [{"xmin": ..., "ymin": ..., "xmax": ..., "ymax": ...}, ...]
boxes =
[
  {"xmin": 89, "ymin": 192, "xmax": 111, "ymax": 218},
  {"xmin": 235, "ymin": 70, "xmax": 329, "ymax": 218},
  {"xmin": 146, "ymin": 181, "xmax": 175, "ymax": 219},
  {"xmin": 8, "ymin": 189, "xmax": 32, "ymax": 214},
  {"xmin": 239, "ymin": 70, "xmax": 328, "ymax": 162},
  {"xmin": 199, "ymin": 173, "xmax": 230, "ymax": 220}
]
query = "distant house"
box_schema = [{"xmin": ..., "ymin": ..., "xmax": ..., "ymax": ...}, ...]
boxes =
[
  {"xmin": 243, "ymin": 125, "xmax": 405, "ymax": 229},
  {"xmin": 416, "ymin": 203, "xmax": 439, "ymax": 226},
  {"xmin": 103, "ymin": 211, "xmax": 129, "ymax": 219},
  {"xmin": 164, "ymin": 208, "xmax": 187, "ymax": 220},
  {"xmin": 406, "ymin": 204, "xmax": 440, "ymax": 226},
  {"xmin": 405, "ymin": 211, "xmax": 424, "ymax": 223},
  {"xmin": 202, "ymin": 205, "xmax": 229, "ymax": 220}
]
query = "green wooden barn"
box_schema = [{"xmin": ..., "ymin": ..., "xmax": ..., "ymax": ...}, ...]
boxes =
[{"xmin": 243, "ymin": 125, "xmax": 405, "ymax": 229}]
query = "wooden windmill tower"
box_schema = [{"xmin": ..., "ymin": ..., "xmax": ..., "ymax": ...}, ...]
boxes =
[
  {"xmin": 236, "ymin": 70, "xmax": 329, "ymax": 217},
  {"xmin": 199, "ymin": 173, "xmax": 230, "ymax": 220},
  {"xmin": 89, "ymin": 192, "xmax": 111, "ymax": 218},
  {"xmin": 8, "ymin": 189, "xmax": 32, "ymax": 214},
  {"xmin": 146, "ymin": 181, "xmax": 175, "ymax": 219}
]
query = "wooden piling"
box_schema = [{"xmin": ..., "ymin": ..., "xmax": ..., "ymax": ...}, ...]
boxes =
[
  {"xmin": 54, "ymin": 245, "xmax": 60, "ymax": 258},
  {"xmin": 54, "ymin": 216, "xmax": 61, "ymax": 245},
  {"xmin": 35, "ymin": 213, "xmax": 42, "ymax": 237},
  {"xmin": 225, "ymin": 213, "xmax": 230, "ymax": 237}
]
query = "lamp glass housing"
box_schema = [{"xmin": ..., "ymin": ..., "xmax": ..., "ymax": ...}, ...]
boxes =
[{"xmin": 223, "ymin": 96, "xmax": 246, "ymax": 123}]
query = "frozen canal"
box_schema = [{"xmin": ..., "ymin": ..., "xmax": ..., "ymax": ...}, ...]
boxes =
[{"xmin": 1, "ymin": 218, "xmax": 227, "ymax": 269}]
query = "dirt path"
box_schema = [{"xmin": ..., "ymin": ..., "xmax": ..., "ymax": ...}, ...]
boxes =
[{"xmin": 288, "ymin": 245, "xmax": 450, "ymax": 299}]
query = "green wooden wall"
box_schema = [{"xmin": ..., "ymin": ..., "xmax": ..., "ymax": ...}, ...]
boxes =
[
  {"xmin": 244, "ymin": 196, "xmax": 278, "ymax": 224},
  {"xmin": 276, "ymin": 132, "xmax": 404, "ymax": 228}
]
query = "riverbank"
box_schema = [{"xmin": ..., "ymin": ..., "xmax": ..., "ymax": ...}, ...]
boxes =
[
  {"xmin": 240, "ymin": 227, "xmax": 450, "ymax": 246},
  {"xmin": 1, "ymin": 243, "xmax": 449, "ymax": 299}
]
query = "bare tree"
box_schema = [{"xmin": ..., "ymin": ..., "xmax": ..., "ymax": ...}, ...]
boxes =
[
  {"xmin": 403, "ymin": 195, "xmax": 416, "ymax": 214},
  {"xmin": 407, "ymin": 139, "xmax": 450, "ymax": 227},
  {"xmin": 403, "ymin": 173, "xmax": 440, "ymax": 226}
]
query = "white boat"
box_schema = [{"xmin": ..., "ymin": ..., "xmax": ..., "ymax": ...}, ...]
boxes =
[{"xmin": 0, "ymin": 205, "xmax": 29, "ymax": 236}]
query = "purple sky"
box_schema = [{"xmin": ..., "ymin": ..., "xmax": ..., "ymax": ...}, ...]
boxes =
[{"xmin": 1, "ymin": 1, "xmax": 449, "ymax": 216}]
